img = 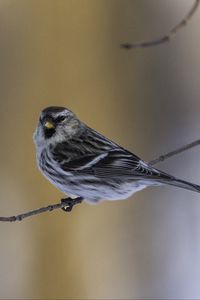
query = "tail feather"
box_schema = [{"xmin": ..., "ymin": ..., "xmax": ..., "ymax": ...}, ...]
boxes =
[{"xmin": 163, "ymin": 178, "xmax": 200, "ymax": 193}]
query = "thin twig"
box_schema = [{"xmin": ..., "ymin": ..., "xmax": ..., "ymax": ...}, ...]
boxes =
[
  {"xmin": 149, "ymin": 138, "xmax": 200, "ymax": 165},
  {"xmin": 0, "ymin": 197, "xmax": 83, "ymax": 222},
  {"xmin": 0, "ymin": 138, "xmax": 200, "ymax": 222},
  {"xmin": 121, "ymin": 0, "xmax": 200, "ymax": 49}
]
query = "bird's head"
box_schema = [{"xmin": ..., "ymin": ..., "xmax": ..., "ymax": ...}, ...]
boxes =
[{"xmin": 34, "ymin": 106, "xmax": 82, "ymax": 147}]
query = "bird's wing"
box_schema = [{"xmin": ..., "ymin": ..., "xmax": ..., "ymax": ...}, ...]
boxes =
[
  {"xmin": 52, "ymin": 126, "xmax": 173, "ymax": 180},
  {"xmin": 55, "ymin": 146, "xmax": 172, "ymax": 180},
  {"xmin": 86, "ymin": 150, "xmax": 172, "ymax": 179}
]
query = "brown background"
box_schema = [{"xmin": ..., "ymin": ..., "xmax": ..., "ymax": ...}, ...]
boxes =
[{"xmin": 0, "ymin": 0, "xmax": 200, "ymax": 298}]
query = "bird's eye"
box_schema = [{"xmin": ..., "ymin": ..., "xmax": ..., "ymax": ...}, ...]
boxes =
[{"xmin": 56, "ymin": 115, "xmax": 66, "ymax": 123}]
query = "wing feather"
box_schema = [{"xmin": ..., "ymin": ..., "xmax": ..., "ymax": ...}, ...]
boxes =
[{"xmin": 52, "ymin": 128, "xmax": 173, "ymax": 181}]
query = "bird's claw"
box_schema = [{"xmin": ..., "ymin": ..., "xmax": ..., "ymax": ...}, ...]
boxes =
[
  {"xmin": 61, "ymin": 198, "xmax": 73, "ymax": 212},
  {"xmin": 61, "ymin": 197, "xmax": 83, "ymax": 213}
]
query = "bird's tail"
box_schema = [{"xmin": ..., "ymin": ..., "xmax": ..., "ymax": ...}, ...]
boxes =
[{"xmin": 161, "ymin": 177, "xmax": 200, "ymax": 193}]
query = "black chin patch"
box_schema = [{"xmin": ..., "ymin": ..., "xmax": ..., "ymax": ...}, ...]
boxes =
[{"xmin": 44, "ymin": 128, "xmax": 56, "ymax": 139}]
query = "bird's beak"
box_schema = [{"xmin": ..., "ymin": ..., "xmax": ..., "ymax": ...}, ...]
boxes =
[{"xmin": 44, "ymin": 121, "xmax": 55, "ymax": 129}]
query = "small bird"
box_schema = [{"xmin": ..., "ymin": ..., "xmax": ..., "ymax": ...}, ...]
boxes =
[{"xmin": 34, "ymin": 106, "xmax": 200, "ymax": 204}]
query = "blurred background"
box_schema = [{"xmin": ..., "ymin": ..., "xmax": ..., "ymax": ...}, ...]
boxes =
[{"xmin": 0, "ymin": 0, "xmax": 200, "ymax": 298}]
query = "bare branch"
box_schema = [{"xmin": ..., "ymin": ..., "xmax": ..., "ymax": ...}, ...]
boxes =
[
  {"xmin": 0, "ymin": 197, "xmax": 83, "ymax": 222},
  {"xmin": 0, "ymin": 137, "xmax": 200, "ymax": 222},
  {"xmin": 149, "ymin": 138, "xmax": 200, "ymax": 165},
  {"xmin": 121, "ymin": 0, "xmax": 200, "ymax": 50}
]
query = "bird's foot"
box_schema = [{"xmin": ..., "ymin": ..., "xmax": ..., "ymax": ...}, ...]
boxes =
[{"xmin": 61, "ymin": 197, "xmax": 83, "ymax": 212}]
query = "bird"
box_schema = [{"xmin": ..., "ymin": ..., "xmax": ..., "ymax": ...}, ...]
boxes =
[{"xmin": 33, "ymin": 106, "xmax": 200, "ymax": 204}]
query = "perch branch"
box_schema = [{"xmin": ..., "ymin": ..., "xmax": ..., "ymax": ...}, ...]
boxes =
[
  {"xmin": 1, "ymin": 138, "xmax": 200, "ymax": 222},
  {"xmin": 0, "ymin": 197, "xmax": 83, "ymax": 222},
  {"xmin": 121, "ymin": 0, "xmax": 200, "ymax": 49}
]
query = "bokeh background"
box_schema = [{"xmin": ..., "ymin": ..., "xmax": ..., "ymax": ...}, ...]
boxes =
[{"xmin": 0, "ymin": 0, "xmax": 200, "ymax": 298}]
